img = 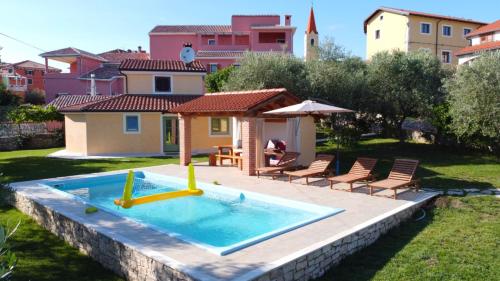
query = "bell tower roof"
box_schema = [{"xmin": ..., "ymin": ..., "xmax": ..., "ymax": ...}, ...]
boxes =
[{"xmin": 306, "ymin": 7, "xmax": 318, "ymax": 34}]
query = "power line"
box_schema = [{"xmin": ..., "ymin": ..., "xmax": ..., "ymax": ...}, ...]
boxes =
[{"xmin": 0, "ymin": 32, "xmax": 47, "ymax": 52}]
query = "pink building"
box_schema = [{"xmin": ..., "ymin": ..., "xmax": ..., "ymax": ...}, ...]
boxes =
[
  {"xmin": 149, "ymin": 15, "xmax": 296, "ymax": 72},
  {"xmin": 41, "ymin": 47, "xmax": 149, "ymax": 102}
]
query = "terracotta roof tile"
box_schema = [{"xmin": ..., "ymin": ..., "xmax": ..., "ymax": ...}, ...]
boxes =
[
  {"xmin": 12, "ymin": 60, "xmax": 60, "ymax": 71},
  {"xmin": 466, "ymin": 20, "xmax": 500, "ymax": 37},
  {"xmin": 48, "ymin": 95, "xmax": 111, "ymax": 110},
  {"xmin": 79, "ymin": 64, "xmax": 123, "ymax": 80},
  {"xmin": 150, "ymin": 25, "xmax": 232, "ymax": 34},
  {"xmin": 99, "ymin": 50, "xmax": 150, "ymax": 63},
  {"xmin": 306, "ymin": 7, "xmax": 318, "ymax": 34},
  {"xmin": 59, "ymin": 94, "xmax": 200, "ymax": 113},
  {"xmin": 171, "ymin": 88, "xmax": 299, "ymax": 113},
  {"xmin": 119, "ymin": 59, "xmax": 206, "ymax": 72},
  {"xmin": 456, "ymin": 41, "xmax": 500, "ymax": 56},
  {"xmin": 364, "ymin": 7, "xmax": 487, "ymax": 33},
  {"xmin": 40, "ymin": 47, "xmax": 107, "ymax": 62}
]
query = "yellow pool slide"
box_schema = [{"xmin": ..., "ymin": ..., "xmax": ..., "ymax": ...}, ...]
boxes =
[{"xmin": 114, "ymin": 164, "xmax": 203, "ymax": 208}]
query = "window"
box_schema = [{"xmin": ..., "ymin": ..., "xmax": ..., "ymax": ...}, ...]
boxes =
[
  {"xmin": 375, "ymin": 30, "xmax": 380, "ymax": 39},
  {"xmin": 209, "ymin": 63, "xmax": 218, "ymax": 73},
  {"xmin": 310, "ymin": 38, "xmax": 315, "ymax": 46},
  {"xmin": 441, "ymin": 51, "xmax": 451, "ymax": 64},
  {"xmin": 208, "ymin": 39, "xmax": 216, "ymax": 45},
  {"xmin": 123, "ymin": 114, "xmax": 140, "ymax": 134},
  {"xmin": 442, "ymin": 25, "xmax": 452, "ymax": 37},
  {"xmin": 154, "ymin": 76, "xmax": 171, "ymax": 93},
  {"xmin": 26, "ymin": 70, "xmax": 33, "ymax": 75},
  {"xmin": 233, "ymin": 63, "xmax": 241, "ymax": 68},
  {"xmin": 420, "ymin": 23, "xmax": 431, "ymax": 34},
  {"xmin": 380, "ymin": 15, "xmax": 384, "ymax": 20},
  {"xmin": 277, "ymin": 38, "xmax": 286, "ymax": 44},
  {"xmin": 7, "ymin": 68, "xmax": 13, "ymax": 74},
  {"xmin": 27, "ymin": 78, "xmax": 33, "ymax": 85},
  {"xmin": 463, "ymin": 28, "xmax": 472, "ymax": 36},
  {"xmin": 210, "ymin": 117, "xmax": 231, "ymax": 136}
]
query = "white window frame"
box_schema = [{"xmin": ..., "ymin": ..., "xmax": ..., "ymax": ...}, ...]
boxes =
[
  {"xmin": 123, "ymin": 113, "xmax": 141, "ymax": 134},
  {"xmin": 208, "ymin": 117, "xmax": 231, "ymax": 137},
  {"xmin": 26, "ymin": 69, "xmax": 33, "ymax": 75},
  {"xmin": 463, "ymin": 27, "xmax": 472, "ymax": 38},
  {"xmin": 420, "ymin": 22, "xmax": 432, "ymax": 35},
  {"xmin": 208, "ymin": 39, "xmax": 216, "ymax": 45},
  {"xmin": 152, "ymin": 75, "xmax": 172, "ymax": 94},
  {"xmin": 441, "ymin": 50, "xmax": 452, "ymax": 64},
  {"xmin": 208, "ymin": 63, "xmax": 218, "ymax": 73},
  {"xmin": 27, "ymin": 78, "xmax": 33, "ymax": 85},
  {"xmin": 442, "ymin": 25, "xmax": 453, "ymax": 37},
  {"xmin": 375, "ymin": 30, "xmax": 380, "ymax": 39}
]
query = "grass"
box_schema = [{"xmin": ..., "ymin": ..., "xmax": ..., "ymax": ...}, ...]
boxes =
[
  {"xmin": 0, "ymin": 143, "xmax": 498, "ymax": 280},
  {"xmin": 316, "ymin": 196, "xmax": 500, "ymax": 281},
  {"xmin": 317, "ymin": 138, "xmax": 499, "ymax": 190}
]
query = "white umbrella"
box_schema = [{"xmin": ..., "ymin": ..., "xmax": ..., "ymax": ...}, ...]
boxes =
[
  {"xmin": 264, "ymin": 100, "xmax": 353, "ymax": 115},
  {"xmin": 264, "ymin": 100, "xmax": 354, "ymax": 175}
]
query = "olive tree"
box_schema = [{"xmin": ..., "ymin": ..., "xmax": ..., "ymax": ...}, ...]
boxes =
[
  {"xmin": 366, "ymin": 50, "xmax": 446, "ymax": 140},
  {"xmin": 445, "ymin": 51, "xmax": 500, "ymax": 150}
]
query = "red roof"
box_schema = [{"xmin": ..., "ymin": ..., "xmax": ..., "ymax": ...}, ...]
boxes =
[
  {"xmin": 306, "ymin": 7, "xmax": 318, "ymax": 34},
  {"xmin": 364, "ymin": 7, "xmax": 487, "ymax": 33},
  {"xmin": 48, "ymin": 95, "xmax": 111, "ymax": 110},
  {"xmin": 99, "ymin": 49, "xmax": 150, "ymax": 63},
  {"xmin": 40, "ymin": 47, "xmax": 107, "ymax": 62},
  {"xmin": 119, "ymin": 59, "xmax": 206, "ymax": 72},
  {"xmin": 466, "ymin": 20, "xmax": 500, "ymax": 38},
  {"xmin": 170, "ymin": 88, "xmax": 300, "ymax": 114},
  {"xmin": 150, "ymin": 25, "xmax": 232, "ymax": 34},
  {"xmin": 11, "ymin": 60, "xmax": 60, "ymax": 71},
  {"xmin": 59, "ymin": 94, "xmax": 200, "ymax": 113},
  {"xmin": 456, "ymin": 41, "xmax": 500, "ymax": 56}
]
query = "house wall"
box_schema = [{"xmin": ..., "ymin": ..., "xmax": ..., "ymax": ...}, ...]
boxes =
[
  {"xmin": 366, "ymin": 11, "xmax": 409, "ymax": 60},
  {"xmin": 190, "ymin": 116, "xmax": 232, "ymax": 153},
  {"xmin": 85, "ymin": 113, "xmax": 162, "ymax": 155},
  {"xmin": 64, "ymin": 114, "xmax": 88, "ymax": 155},
  {"xmin": 15, "ymin": 68, "xmax": 45, "ymax": 91},
  {"xmin": 407, "ymin": 15, "xmax": 483, "ymax": 65},
  {"xmin": 125, "ymin": 73, "xmax": 204, "ymax": 95}
]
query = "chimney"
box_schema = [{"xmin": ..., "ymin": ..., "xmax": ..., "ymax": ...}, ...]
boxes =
[
  {"xmin": 138, "ymin": 46, "xmax": 143, "ymax": 53},
  {"xmin": 90, "ymin": 74, "xmax": 97, "ymax": 96},
  {"xmin": 285, "ymin": 15, "xmax": 291, "ymax": 26}
]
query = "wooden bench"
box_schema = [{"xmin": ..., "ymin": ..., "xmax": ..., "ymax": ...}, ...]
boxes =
[{"xmin": 215, "ymin": 154, "xmax": 243, "ymax": 170}]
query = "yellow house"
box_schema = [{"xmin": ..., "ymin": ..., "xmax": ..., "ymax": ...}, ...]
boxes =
[
  {"xmin": 50, "ymin": 59, "xmax": 316, "ymax": 175},
  {"xmin": 364, "ymin": 7, "xmax": 487, "ymax": 65}
]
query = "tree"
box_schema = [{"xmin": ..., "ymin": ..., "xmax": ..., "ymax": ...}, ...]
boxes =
[
  {"xmin": 365, "ymin": 50, "xmax": 446, "ymax": 140},
  {"xmin": 317, "ymin": 36, "xmax": 351, "ymax": 62},
  {"xmin": 24, "ymin": 88, "xmax": 46, "ymax": 105},
  {"xmin": 445, "ymin": 51, "xmax": 500, "ymax": 150},
  {"xmin": 0, "ymin": 84, "xmax": 21, "ymax": 106},
  {"xmin": 222, "ymin": 52, "xmax": 309, "ymax": 99},
  {"xmin": 205, "ymin": 65, "xmax": 235, "ymax": 93}
]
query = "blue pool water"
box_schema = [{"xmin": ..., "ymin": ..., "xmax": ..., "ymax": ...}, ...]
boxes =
[{"xmin": 42, "ymin": 172, "xmax": 343, "ymax": 255}]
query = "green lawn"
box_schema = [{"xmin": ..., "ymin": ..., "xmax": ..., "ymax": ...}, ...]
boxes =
[
  {"xmin": 318, "ymin": 138, "xmax": 499, "ymax": 190},
  {"xmin": 0, "ymin": 143, "xmax": 498, "ymax": 281},
  {"xmin": 316, "ymin": 196, "xmax": 500, "ymax": 281}
]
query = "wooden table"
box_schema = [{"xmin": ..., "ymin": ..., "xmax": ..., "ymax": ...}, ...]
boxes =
[{"xmin": 213, "ymin": 145, "xmax": 237, "ymax": 166}]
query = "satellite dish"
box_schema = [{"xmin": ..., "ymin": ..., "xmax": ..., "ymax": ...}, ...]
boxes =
[{"xmin": 180, "ymin": 43, "xmax": 195, "ymax": 64}]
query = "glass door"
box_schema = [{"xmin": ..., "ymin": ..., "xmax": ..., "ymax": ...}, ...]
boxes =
[{"xmin": 163, "ymin": 116, "xmax": 179, "ymax": 153}]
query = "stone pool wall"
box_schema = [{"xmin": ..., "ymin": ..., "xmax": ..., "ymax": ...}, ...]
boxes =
[
  {"xmin": 10, "ymin": 189, "xmax": 431, "ymax": 281},
  {"xmin": 250, "ymin": 200, "xmax": 427, "ymax": 281}
]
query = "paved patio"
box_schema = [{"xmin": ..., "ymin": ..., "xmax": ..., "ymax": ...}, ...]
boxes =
[{"xmin": 11, "ymin": 163, "xmax": 436, "ymax": 280}]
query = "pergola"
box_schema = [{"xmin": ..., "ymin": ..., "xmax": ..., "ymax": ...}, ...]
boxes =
[{"xmin": 170, "ymin": 88, "xmax": 301, "ymax": 176}]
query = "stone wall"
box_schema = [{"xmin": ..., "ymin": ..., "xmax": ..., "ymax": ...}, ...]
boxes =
[
  {"xmin": 251, "ymin": 201, "xmax": 425, "ymax": 281},
  {"xmin": 11, "ymin": 193, "xmax": 196, "ymax": 281},
  {"xmin": 0, "ymin": 133, "xmax": 63, "ymax": 151},
  {"xmin": 11, "ymin": 188, "xmax": 428, "ymax": 281}
]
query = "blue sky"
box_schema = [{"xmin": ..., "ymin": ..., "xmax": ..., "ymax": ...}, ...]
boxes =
[{"xmin": 0, "ymin": 0, "xmax": 498, "ymax": 70}]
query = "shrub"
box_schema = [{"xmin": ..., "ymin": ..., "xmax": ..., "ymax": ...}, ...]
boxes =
[
  {"xmin": 205, "ymin": 66, "xmax": 234, "ymax": 93},
  {"xmin": 24, "ymin": 88, "xmax": 46, "ymax": 105},
  {"xmin": 7, "ymin": 105, "xmax": 63, "ymax": 124},
  {"xmin": 0, "ymin": 84, "xmax": 21, "ymax": 106}
]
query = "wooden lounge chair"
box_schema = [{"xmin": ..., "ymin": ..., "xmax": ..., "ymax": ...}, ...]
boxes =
[
  {"xmin": 284, "ymin": 154, "xmax": 335, "ymax": 185},
  {"xmin": 256, "ymin": 152, "xmax": 301, "ymax": 179},
  {"xmin": 368, "ymin": 159, "xmax": 420, "ymax": 199},
  {"xmin": 328, "ymin": 157, "xmax": 378, "ymax": 192}
]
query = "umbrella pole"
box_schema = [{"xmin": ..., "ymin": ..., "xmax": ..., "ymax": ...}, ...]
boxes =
[{"xmin": 335, "ymin": 113, "xmax": 340, "ymax": 175}]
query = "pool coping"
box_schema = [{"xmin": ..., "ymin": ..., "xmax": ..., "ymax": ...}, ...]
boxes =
[{"xmin": 9, "ymin": 167, "xmax": 438, "ymax": 281}]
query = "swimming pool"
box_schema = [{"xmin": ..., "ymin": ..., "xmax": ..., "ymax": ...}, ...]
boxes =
[{"xmin": 40, "ymin": 171, "xmax": 343, "ymax": 255}]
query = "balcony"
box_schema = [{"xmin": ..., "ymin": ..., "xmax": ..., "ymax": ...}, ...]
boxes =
[{"xmin": 7, "ymin": 85, "xmax": 27, "ymax": 92}]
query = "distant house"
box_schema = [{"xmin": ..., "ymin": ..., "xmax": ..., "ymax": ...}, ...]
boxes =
[
  {"xmin": 40, "ymin": 47, "xmax": 149, "ymax": 102},
  {"xmin": 456, "ymin": 20, "xmax": 500, "ymax": 64},
  {"xmin": 149, "ymin": 15, "xmax": 296, "ymax": 72},
  {"xmin": 0, "ymin": 60, "xmax": 60, "ymax": 94},
  {"xmin": 364, "ymin": 7, "xmax": 487, "ymax": 65}
]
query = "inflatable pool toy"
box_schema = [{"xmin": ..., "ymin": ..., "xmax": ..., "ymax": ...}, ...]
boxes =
[{"xmin": 114, "ymin": 164, "xmax": 203, "ymax": 208}]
